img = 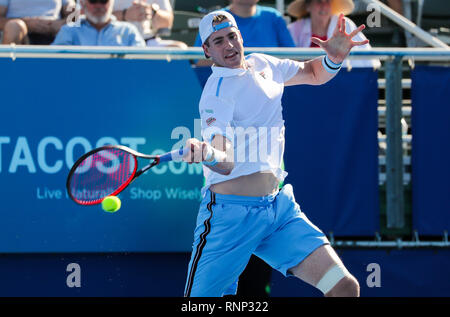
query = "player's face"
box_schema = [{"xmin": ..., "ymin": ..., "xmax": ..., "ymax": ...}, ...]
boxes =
[{"xmin": 203, "ymin": 27, "xmax": 245, "ymax": 69}]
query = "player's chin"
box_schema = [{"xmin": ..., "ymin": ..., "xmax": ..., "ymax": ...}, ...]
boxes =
[{"xmin": 223, "ymin": 53, "xmax": 243, "ymax": 68}]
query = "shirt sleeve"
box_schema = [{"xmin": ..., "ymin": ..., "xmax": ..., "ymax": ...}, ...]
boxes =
[
  {"xmin": 199, "ymin": 94, "xmax": 235, "ymax": 143},
  {"xmin": 262, "ymin": 54, "xmax": 304, "ymax": 82},
  {"xmin": 51, "ymin": 25, "xmax": 74, "ymax": 45}
]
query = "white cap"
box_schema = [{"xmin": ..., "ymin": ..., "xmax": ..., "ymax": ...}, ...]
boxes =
[{"xmin": 199, "ymin": 10, "xmax": 238, "ymax": 44}]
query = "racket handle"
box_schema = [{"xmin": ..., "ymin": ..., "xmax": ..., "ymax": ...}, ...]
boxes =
[{"xmin": 159, "ymin": 147, "xmax": 188, "ymax": 163}]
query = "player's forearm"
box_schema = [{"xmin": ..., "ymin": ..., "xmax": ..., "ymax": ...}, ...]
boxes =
[
  {"xmin": 285, "ymin": 56, "xmax": 341, "ymax": 86},
  {"xmin": 308, "ymin": 56, "xmax": 339, "ymax": 85},
  {"xmin": 205, "ymin": 155, "xmax": 234, "ymax": 176},
  {"xmin": 203, "ymin": 143, "xmax": 234, "ymax": 175},
  {"xmin": 207, "ymin": 162, "xmax": 234, "ymax": 175}
]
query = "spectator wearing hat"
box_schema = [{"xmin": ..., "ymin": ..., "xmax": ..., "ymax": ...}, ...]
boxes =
[{"xmin": 287, "ymin": 0, "xmax": 380, "ymax": 68}]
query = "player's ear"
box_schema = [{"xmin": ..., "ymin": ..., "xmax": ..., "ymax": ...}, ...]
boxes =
[{"xmin": 202, "ymin": 43, "xmax": 210, "ymax": 59}]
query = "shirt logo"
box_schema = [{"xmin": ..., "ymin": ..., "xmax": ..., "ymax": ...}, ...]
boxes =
[
  {"xmin": 259, "ymin": 71, "xmax": 267, "ymax": 79},
  {"xmin": 206, "ymin": 117, "xmax": 216, "ymax": 126}
]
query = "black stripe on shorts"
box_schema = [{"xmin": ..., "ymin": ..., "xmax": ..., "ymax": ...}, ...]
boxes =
[{"xmin": 184, "ymin": 191, "xmax": 215, "ymax": 297}]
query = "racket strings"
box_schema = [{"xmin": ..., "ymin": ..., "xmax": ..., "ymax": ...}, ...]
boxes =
[{"xmin": 69, "ymin": 148, "xmax": 136, "ymax": 204}]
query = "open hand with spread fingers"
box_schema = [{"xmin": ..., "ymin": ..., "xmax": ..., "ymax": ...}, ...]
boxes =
[{"xmin": 311, "ymin": 13, "xmax": 370, "ymax": 65}]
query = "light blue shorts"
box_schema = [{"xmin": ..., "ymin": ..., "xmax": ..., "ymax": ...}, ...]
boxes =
[{"xmin": 184, "ymin": 184, "xmax": 329, "ymax": 297}]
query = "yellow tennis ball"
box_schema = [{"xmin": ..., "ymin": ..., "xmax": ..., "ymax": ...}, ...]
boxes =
[{"xmin": 102, "ymin": 196, "xmax": 121, "ymax": 213}]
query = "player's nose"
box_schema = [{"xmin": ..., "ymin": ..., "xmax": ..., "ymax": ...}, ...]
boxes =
[{"xmin": 223, "ymin": 38, "xmax": 234, "ymax": 49}]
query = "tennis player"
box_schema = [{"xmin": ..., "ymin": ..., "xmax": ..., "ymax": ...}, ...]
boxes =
[{"xmin": 183, "ymin": 10, "xmax": 368, "ymax": 297}]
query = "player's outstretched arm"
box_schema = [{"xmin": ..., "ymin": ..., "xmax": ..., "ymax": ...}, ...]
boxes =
[
  {"xmin": 183, "ymin": 136, "xmax": 234, "ymax": 175},
  {"xmin": 285, "ymin": 14, "xmax": 369, "ymax": 86}
]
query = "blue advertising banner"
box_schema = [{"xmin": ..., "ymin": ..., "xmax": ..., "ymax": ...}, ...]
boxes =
[
  {"xmin": 271, "ymin": 248, "xmax": 450, "ymax": 297},
  {"xmin": 0, "ymin": 58, "xmax": 204, "ymax": 252},
  {"xmin": 0, "ymin": 250, "xmax": 448, "ymax": 296},
  {"xmin": 282, "ymin": 68, "xmax": 380, "ymax": 236},
  {"xmin": 1, "ymin": 59, "xmax": 379, "ymax": 252},
  {"xmin": 194, "ymin": 66, "xmax": 380, "ymax": 236},
  {"xmin": 411, "ymin": 66, "xmax": 450, "ymax": 235}
]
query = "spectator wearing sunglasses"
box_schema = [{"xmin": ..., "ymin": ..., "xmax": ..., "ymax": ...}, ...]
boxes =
[
  {"xmin": 0, "ymin": 0, "xmax": 76, "ymax": 44},
  {"xmin": 52, "ymin": 0, "xmax": 145, "ymax": 46},
  {"xmin": 113, "ymin": 0, "xmax": 186, "ymax": 48}
]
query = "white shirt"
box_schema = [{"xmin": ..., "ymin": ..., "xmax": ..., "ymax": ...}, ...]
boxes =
[
  {"xmin": 200, "ymin": 53, "xmax": 303, "ymax": 196},
  {"xmin": 113, "ymin": 0, "xmax": 171, "ymax": 39}
]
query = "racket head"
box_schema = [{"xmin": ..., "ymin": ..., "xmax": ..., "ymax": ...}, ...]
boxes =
[{"xmin": 66, "ymin": 145, "xmax": 139, "ymax": 205}]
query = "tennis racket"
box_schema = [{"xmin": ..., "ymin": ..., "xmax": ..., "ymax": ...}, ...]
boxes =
[{"xmin": 66, "ymin": 145, "xmax": 188, "ymax": 205}]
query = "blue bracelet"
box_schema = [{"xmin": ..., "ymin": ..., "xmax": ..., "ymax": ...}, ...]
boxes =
[
  {"xmin": 203, "ymin": 146, "xmax": 218, "ymax": 167},
  {"xmin": 322, "ymin": 55, "xmax": 342, "ymax": 74},
  {"xmin": 203, "ymin": 156, "xmax": 218, "ymax": 167}
]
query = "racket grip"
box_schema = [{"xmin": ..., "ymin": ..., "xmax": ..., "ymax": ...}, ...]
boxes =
[{"xmin": 159, "ymin": 147, "xmax": 188, "ymax": 162}]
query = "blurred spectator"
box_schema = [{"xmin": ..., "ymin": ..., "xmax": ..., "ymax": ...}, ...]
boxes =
[
  {"xmin": 195, "ymin": 0, "xmax": 295, "ymax": 47},
  {"xmin": 113, "ymin": 0, "xmax": 187, "ymax": 48},
  {"xmin": 52, "ymin": 0, "xmax": 145, "ymax": 46},
  {"xmin": 287, "ymin": 0, "xmax": 380, "ymax": 68},
  {"xmin": 386, "ymin": 0, "xmax": 403, "ymax": 15},
  {"xmin": 195, "ymin": 0, "xmax": 295, "ymax": 66},
  {"xmin": 0, "ymin": 0, "xmax": 76, "ymax": 44}
]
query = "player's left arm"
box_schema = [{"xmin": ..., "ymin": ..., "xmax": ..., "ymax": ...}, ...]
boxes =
[{"xmin": 285, "ymin": 14, "xmax": 369, "ymax": 86}]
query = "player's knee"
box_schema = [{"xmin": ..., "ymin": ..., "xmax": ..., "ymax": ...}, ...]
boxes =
[
  {"xmin": 326, "ymin": 275, "xmax": 360, "ymax": 297},
  {"xmin": 315, "ymin": 264, "xmax": 359, "ymax": 297}
]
